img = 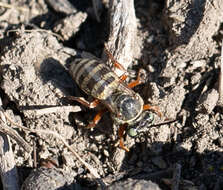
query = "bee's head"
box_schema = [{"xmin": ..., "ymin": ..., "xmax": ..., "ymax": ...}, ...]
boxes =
[{"xmin": 127, "ymin": 111, "xmax": 154, "ymax": 137}]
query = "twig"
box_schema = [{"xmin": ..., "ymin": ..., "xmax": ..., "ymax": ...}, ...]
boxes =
[
  {"xmin": 171, "ymin": 163, "xmax": 181, "ymax": 190},
  {"xmin": 33, "ymin": 139, "xmax": 37, "ymax": 168},
  {"xmin": 106, "ymin": 0, "xmax": 138, "ymax": 75},
  {"xmin": 88, "ymin": 152, "xmax": 105, "ymax": 177},
  {"xmin": 21, "ymin": 105, "xmax": 81, "ymax": 116},
  {"xmin": 0, "ymin": 133, "xmax": 20, "ymax": 190},
  {"xmin": 218, "ymin": 40, "xmax": 223, "ymax": 106},
  {"xmin": 152, "ymin": 118, "xmax": 178, "ymax": 127},
  {"xmin": 0, "ymin": 119, "xmax": 32, "ymax": 153},
  {"xmin": 1, "ymin": 108, "xmax": 104, "ymax": 183},
  {"xmin": 0, "ymin": 2, "xmax": 29, "ymax": 12},
  {"xmin": 0, "ymin": 109, "xmax": 32, "ymax": 153},
  {"xmin": 104, "ymin": 0, "xmax": 139, "ymax": 171},
  {"xmin": 0, "ymin": 98, "xmax": 19, "ymax": 190}
]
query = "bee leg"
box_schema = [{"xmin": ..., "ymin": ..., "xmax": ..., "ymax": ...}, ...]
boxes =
[
  {"xmin": 118, "ymin": 74, "xmax": 128, "ymax": 81},
  {"xmin": 128, "ymin": 69, "xmax": 144, "ymax": 88},
  {"xmin": 143, "ymin": 104, "xmax": 162, "ymax": 118},
  {"xmin": 118, "ymin": 124, "xmax": 129, "ymax": 152},
  {"xmin": 104, "ymin": 45, "xmax": 129, "ymax": 82},
  {"xmin": 67, "ymin": 96, "xmax": 99, "ymax": 108},
  {"xmin": 104, "ymin": 45, "xmax": 126, "ymax": 71},
  {"xmin": 87, "ymin": 109, "xmax": 107, "ymax": 128}
]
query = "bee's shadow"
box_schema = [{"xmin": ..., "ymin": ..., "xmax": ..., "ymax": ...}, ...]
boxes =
[
  {"xmin": 69, "ymin": 109, "xmax": 114, "ymax": 136},
  {"xmin": 118, "ymin": 140, "xmax": 223, "ymax": 189},
  {"xmin": 37, "ymin": 58, "xmax": 77, "ymax": 96}
]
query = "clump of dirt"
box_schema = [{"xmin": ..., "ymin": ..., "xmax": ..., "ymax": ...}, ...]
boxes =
[{"xmin": 0, "ymin": 0, "xmax": 223, "ymax": 189}]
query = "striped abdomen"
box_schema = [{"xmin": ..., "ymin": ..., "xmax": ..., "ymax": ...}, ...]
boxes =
[{"xmin": 70, "ymin": 59, "xmax": 120, "ymax": 100}]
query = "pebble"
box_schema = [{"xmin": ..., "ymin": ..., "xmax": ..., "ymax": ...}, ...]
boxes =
[
  {"xmin": 190, "ymin": 60, "xmax": 206, "ymax": 69},
  {"xmin": 195, "ymin": 113, "xmax": 209, "ymax": 126},
  {"xmin": 77, "ymin": 167, "xmax": 84, "ymax": 175},
  {"xmin": 21, "ymin": 167, "xmax": 80, "ymax": 190},
  {"xmin": 103, "ymin": 149, "xmax": 109, "ymax": 157},
  {"xmin": 196, "ymin": 89, "xmax": 219, "ymax": 114},
  {"xmin": 107, "ymin": 178, "xmax": 161, "ymax": 190}
]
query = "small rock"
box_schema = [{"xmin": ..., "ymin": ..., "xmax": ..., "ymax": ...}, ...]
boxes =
[
  {"xmin": 107, "ymin": 178, "xmax": 161, "ymax": 190},
  {"xmin": 191, "ymin": 73, "xmax": 202, "ymax": 85},
  {"xmin": 111, "ymin": 149, "xmax": 126, "ymax": 171},
  {"xmin": 156, "ymin": 125, "xmax": 171, "ymax": 143},
  {"xmin": 89, "ymin": 144, "xmax": 98, "ymax": 152},
  {"xmin": 175, "ymin": 141, "xmax": 192, "ymax": 152},
  {"xmin": 176, "ymin": 62, "xmax": 187, "ymax": 69},
  {"xmin": 195, "ymin": 113, "xmax": 209, "ymax": 126},
  {"xmin": 62, "ymin": 152, "xmax": 75, "ymax": 167},
  {"xmin": 77, "ymin": 167, "xmax": 84, "ymax": 174},
  {"xmin": 53, "ymin": 12, "xmax": 87, "ymax": 41},
  {"xmin": 21, "ymin": 167, "xmax": 79, "ymax": 190},
  {"xmin": 103, "ymin": 149, "xmax": 109, "ymax": 157},
  {"xmin": 197, "ymin": 89, "xmax": 219, "ymax": 114},
  {"xmin": 196, "ymin": 137, "xmax": 210, "ymax": 153},
  {"xmin": 94, "ymin": 134, "xmax": 105, "ymax": 141},
  {"xmin": 190, "ymin": 60, "xmax": 206, "ymax": 69}
]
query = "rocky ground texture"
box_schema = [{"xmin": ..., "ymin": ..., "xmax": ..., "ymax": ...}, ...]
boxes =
[{"xmin": 0, "ymin": 0, "xmax": 223, "ymax": 189}]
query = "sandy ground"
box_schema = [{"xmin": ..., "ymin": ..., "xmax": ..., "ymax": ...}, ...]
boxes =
[{"xmin": 0, "ymin": 0, "xmax": 223, "ymax": 189}]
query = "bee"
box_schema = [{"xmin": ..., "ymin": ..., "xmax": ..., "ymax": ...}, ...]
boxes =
[{"xmin": 69, "ymin": 48, "xmax": 161, "ymax": 151}]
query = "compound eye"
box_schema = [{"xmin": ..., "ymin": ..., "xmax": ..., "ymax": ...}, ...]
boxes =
[
  {"xmin": 145, "ymin": 112, "xmax": 154, "ymax": 123},
  {"xmin": 127, "ymin": 111, "xmax": 154, "ymax": 138},
  {"xmin": 127, "ymin": 128, "xmax": 138, "ymax": 137},
  {"xmin": 138, "ymin": 112, "xmax": 154, "ymax": 128}
]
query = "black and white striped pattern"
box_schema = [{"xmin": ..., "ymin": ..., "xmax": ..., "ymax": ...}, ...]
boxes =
[{"xmin": 70, "ymin": 59, "xmax": 120, "ymax": 99}]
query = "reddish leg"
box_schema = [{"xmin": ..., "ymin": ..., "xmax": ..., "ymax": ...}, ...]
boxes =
[
  {"xmin": 143, "ymin": 104, "xmax": 162, "ymax": 118},
  {"xmin": 118, "ymin": 124, "xmax": 129, "ymax": 152},
  {"xmin": 67, "ymin": 96, "xmax": 100, "ymax": 108},
  {"xmin": 104, "ymin": 45, "xmax": 126, "ymax": 71},
  {"xmin": 128, "ymin": 69, "xmax": 144, "ymax": 88},
  {"xmin": 119, "ymin": 74, "xmax": 128, "ymax": 81},
  {"xmin": 68, "ymin": 96, "xmax": 107, "ymax": 128},
  {"xmin": 87, "ymin": 109, "xmax": 107, "ymax": 128},
  {"xmin": 104, "ymin": 45, "xmax": 128, "ymax": 82}
]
